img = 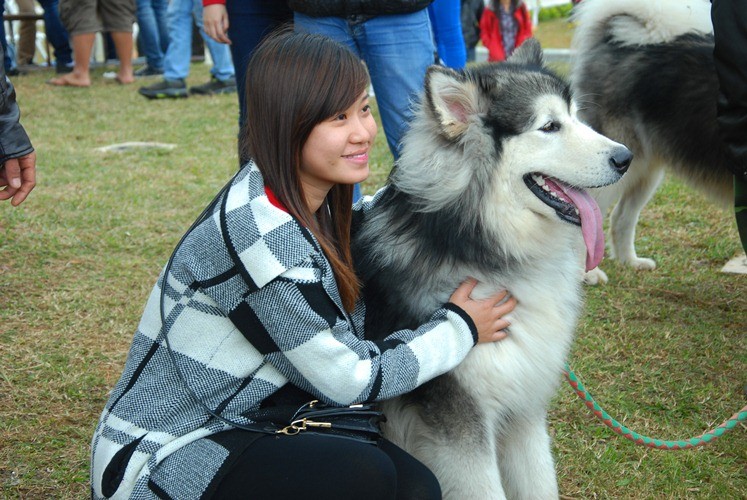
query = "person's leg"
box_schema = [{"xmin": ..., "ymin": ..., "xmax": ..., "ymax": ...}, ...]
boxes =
[
  {"xmin": 37, "ymin": 0, "xmax": 73, "ymax": 71},
  {"xmin": 0, "ymin": 3, "xmax": 13, "ymax": 73},
  {"xmin": 162, "ymin": 0, "xmax": 193, "ymax": 81},
  {"xmin": 99, "ymin": 0, "xmax": 136, "ymax": 83},
  {"xmin": 138, "ymin": 0, "xmax": 191, "ymax": 97},
  {"xmin": 358, "ymin": 10, "xmax": 436, "ymax": 159},
  {"xmin": 191, "ymin": 0, "xmax": 233, "ymax": 82},
  {"xmin": 209, "ymin": 434, "xmax": 410, "ymax": 499},
  {"xmin": 153, "ymin": 0, "xmax": 169, "ymax": 54},
  {"xmin": 109, "ymin": 31, "xmax": 134, "ymax": 83},
  {"xmin": 48, "ymin": 32, "xmax": 95, "ymax": 86},
  {"xmin": 736, "ymin": 177, "xmax": 747, "ymax": 252},
  {"xmin": 15, "ymin": 0, "xmax": 37, "ymax": 66},
  {"xmin": 225, "ymin": 0, "xmax": 293, "ymax": 132},
  {"xmin": 51, "ymin": 0, "xmax": 100, "ymax": 85},
  {"xmin": 135, "ymin": 0, "xmax": 165, "ymax": 71}
]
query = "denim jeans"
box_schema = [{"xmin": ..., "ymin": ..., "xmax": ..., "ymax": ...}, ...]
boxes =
[
  {"xmin": 225, "ymin": 0, "xmax": 292, "ymax": 132},
  {"xmin": 163, "ymin": 0, "xmax": 234, "ymax": 81},
  {"xmin": 38, "ymin": 0, "xmax": 72, "ymax": 68},
  {"xmin": 136, "ymin": 0, "xmax": 169, "ymax": 70},
  {"xmin": 294, "ymin": 10, "xmax": 436, "ymax": 160},
  {"xmin": 0, "ymin": 3, "xmax": 15, "ymax": 72}
]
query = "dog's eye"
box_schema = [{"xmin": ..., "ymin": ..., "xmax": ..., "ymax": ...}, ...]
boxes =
[{"xmin": 540, "ymin": 121, "xmax": 560, "ymax": 133}]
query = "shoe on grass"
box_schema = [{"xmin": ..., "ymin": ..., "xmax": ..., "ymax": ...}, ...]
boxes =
[
  {"xmin": 138, "ymin": 78, "xmax": 188, "ymax": 99},
  {"xmin": 189, "ymin": 76, "xmax": 237, "ymax": 95},
  {"xmin": 134, "ymin": 65, "xmax": 164, "ymax": 77}
]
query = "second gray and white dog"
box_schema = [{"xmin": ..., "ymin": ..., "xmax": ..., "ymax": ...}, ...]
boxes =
[{"xmin": 571, "ymin": 0, "xmax": 733, "ymax": 284}]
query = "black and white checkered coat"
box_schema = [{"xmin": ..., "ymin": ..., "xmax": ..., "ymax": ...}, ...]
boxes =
[{"xmin": 90, "ymin": 163, "xmax": 477, "ymax": 499}]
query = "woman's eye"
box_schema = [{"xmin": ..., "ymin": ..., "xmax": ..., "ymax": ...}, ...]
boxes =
[
  {"xmin": 336, "ymin": 113, "xmax": 347, "ymax": 121},
  {"xmin": 362, "ymin": 104, "xmax": 371, "ymax": 113},
  {"xmin": 540, "ymin": 121, "xmax": 560, "ymax": 132}
]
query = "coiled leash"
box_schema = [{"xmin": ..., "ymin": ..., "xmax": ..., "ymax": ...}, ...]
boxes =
[{"xmin": 564, "ymin": 364, "xmax": 747, "ymax": 450}]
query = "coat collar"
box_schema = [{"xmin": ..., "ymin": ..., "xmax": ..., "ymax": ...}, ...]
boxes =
[{"xmin": 220, "ymin": 162, "xmax": 317, "ymax": 291}]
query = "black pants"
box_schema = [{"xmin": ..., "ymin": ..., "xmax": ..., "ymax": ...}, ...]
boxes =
[{"xmin": 207, "ymin": 430, "xmax": 441, "ymax": 499}]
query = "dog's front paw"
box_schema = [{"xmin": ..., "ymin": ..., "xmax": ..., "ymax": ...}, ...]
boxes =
[
  {"xmin": 584, "ymin": 267, "xmax": 608, "ymax": 285},
  {"xmin": 625, "ymin": 257, "xmax": 657, "ymax": 271}
]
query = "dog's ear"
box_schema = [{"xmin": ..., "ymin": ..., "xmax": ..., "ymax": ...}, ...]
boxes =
[
  {"xmin": 425, "ymin": 65, "xmax": 482, "ymax": 140},
  {"xmin": 507, "ymin": 38, "xmax": 544, "ymax": 67}
]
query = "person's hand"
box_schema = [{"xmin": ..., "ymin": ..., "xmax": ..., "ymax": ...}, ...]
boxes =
[
  {"xmin": 0, "ymin": 151, "xmax": 36, "ymax": 206},
  {"xmin": 449, "ymin": 278, "xmax": 516, "ymax": 343},
  {"xmin": 203, "ymin": 4, "xmax": 231, "ymax": 44}
]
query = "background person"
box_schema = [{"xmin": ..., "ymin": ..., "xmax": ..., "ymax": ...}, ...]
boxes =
[
  {"xmin": 139, "ymin": 0, "xmax": 236, "ymax": 98},
  {"xmin": 480, "ymin": 0, "xmax": 532, "ymax": 62},
  {"xmin": 202, "ymin": 0, "xmax": 293, "ymax": 135},
  {"xmin": 134, "ymin": 0, "xmax": 169, "ymax": 76},
  {"xmin": 89, "ymin": 31, "xmax": 514, "ymax": 499},
  {"xmin": 711, "ymin": 0, "xmax": 747, "ymax": 252},
  {"xmin": 50, "ymin": 0, "xmax": 136, "ymax": 86},
  {"xmin": 428, "ymin": 0, "xmax": 467, "ymax": 69}
]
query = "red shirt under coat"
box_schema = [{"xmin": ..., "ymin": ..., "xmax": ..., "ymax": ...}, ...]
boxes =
[{"xmin": 479, "ymin": 3, "xmax": 533, "ymax": 62}]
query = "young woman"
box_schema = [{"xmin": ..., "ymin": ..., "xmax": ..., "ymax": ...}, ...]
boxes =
[
  {"xmin": 480, "ymin": 0, "xmax": 533, "ymax": 62},
  {"xmin": 90, "ymin": 31, "xmax": 515, "ymax": 499}
]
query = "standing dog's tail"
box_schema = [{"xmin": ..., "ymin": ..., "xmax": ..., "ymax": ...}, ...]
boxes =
[{"xmin": 571, "ymin": 0, "xmax": 712, "ymax": 55}]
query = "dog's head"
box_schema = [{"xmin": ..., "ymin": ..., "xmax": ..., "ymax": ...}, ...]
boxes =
[{"xmin": 392, "ymin": 39, "xmax": 631, "ymax": 271}]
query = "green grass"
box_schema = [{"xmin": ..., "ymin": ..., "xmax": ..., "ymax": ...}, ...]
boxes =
[{"xmin": 1, "ymin": 21, "xmax": 745, "ymax": 498}]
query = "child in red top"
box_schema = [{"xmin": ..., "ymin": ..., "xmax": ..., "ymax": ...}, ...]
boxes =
[{"xmin": 480, "ymin": 0, "xmax": 533, "ymax": 62}]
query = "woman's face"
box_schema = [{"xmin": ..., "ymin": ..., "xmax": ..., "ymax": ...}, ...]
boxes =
[{"xmin": 300, "ymin": 91, "xmax": 378, "ymax": 209}]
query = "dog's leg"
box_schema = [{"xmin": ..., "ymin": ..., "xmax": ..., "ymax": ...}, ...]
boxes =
[
  {"xmin": 497, "ymin": 416, "xmax": 558, "ymax": 500},
  {"xmin": 608, "ymin": 164, "xmax": 665, "ymax": 270},
  {"xmin": 428, "ymin": 437, "xmax": 507, "ymax": 500}
]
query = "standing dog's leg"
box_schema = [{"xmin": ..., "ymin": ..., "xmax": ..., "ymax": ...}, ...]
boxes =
[
  {"xmin": 608, "ymin": 163, "xmax": 665, "ymax": 269},
  {"xmin": 497, "ymin": 415, "xmax": 558, "ymax": 500}
]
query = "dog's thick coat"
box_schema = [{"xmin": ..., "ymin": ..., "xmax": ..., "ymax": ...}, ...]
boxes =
[
  {"xmin": 570, "ymin": 0, "xmax": 733, "ymax": 284},
  {"xmin": 353, "ymin": 40, "xmax": 630, "ymax": 499}
]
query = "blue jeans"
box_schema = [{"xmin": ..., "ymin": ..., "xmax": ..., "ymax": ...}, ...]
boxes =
[
  {"xmin": 136, "ymin": 0, "xmax": 169, "ymax": 70},
  {"xmin": 294, "ymin": 10, "xmax": 436, "ymax": 160},
  {"xmin": 38, "ymin": 0, "xmax": 72, "ymax": 68},
  {"xmin": 0, "ymin": 3, "xmax": 16, "ymax": 72},
  {"xmin": 225, "ymin": 0, "xmax": 292, "ymax": 132},
  {"xmin": 163, "ymin": 0, "xmax": 234, "ymax": 81}
]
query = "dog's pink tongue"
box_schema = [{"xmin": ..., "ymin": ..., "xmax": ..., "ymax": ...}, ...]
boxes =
[{"xmin": 551, "ymin": 180, "xmax": 605, "ymax": 271}]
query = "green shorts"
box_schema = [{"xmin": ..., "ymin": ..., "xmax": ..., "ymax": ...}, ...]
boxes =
[{"xmin": 59, "ymin": 0, "xmax": 135, "ymax": 36}]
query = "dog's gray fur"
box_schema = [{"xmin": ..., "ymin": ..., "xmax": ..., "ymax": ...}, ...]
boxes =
[{"xmin": 353, "ymin": 39, "xmax": 629, "ymax": 499}]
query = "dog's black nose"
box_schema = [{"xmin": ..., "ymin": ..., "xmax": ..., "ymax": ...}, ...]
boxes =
[{"xmin": 609, "ymin": 147, "xmax": 633, "ymax": 174}]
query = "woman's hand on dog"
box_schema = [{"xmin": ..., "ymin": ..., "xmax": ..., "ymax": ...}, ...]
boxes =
[{"xmin": 450, "ymin": 278, "xmax": 516, "ymax": 343}]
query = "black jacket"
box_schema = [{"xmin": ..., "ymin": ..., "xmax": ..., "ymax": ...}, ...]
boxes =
[
  {"xmin": 287, "ymin": 0, "xmax": 433, "ymax": 17},
  {"xmin": 712, "ymin": 0, "xmax": 747, "ymax": 180},
  {"xmin": 461, "ymin": 0, "xmax": 484, "ymax": 49},
  {"xmin": 0, "ymin": 44, "xmax": 33, "ymax": 164}
]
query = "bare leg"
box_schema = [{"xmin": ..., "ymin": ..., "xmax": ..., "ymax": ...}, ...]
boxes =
[
  {"xmin": 48, "ymin": 32, "xmax": 95, "ymax": 87},
  {"xmin": 110, "ymin": 31, "xmax": 134, "ymax": 84}
]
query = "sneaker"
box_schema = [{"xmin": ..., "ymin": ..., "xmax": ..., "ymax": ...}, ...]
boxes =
[
  {"xmin": 189, "ymin": 76, "xmax": 237, "ymax": 96},
  {"xmin": 134, "ymin": 65, "xmax": 164, "ymax": 78},
  {"xmin": 138, "ymin": 78, "xmax": 188, "ymax": 99}
]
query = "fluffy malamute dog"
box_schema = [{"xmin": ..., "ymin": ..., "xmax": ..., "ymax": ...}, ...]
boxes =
[
  {"xmin": 353, "ymin": 39, "xmax": 630, "ymax": 499},
  {"xmin": 571, "ymin": 0, "xmax": 733, "ymax": 285}
]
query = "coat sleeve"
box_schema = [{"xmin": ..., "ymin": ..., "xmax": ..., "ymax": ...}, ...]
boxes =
[
  {"xmin": 516, "ymin": 4, "xmax": 533, "ymax": 48},
  {"xmin": 479, "ymin": 8, "xmax": 500, "ymax": 61},
  {"xmin": 229, "ymin": 254, "xmax": 477, "ymax": 406},
  {"xmin": 0, "ymin": 44, "xmax": 34, "ymax": 165}
]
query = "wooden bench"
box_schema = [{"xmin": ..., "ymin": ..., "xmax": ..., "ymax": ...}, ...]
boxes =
[{"xmin": 3, "ymin": 13, "xmax": 52, "ymax": 66}]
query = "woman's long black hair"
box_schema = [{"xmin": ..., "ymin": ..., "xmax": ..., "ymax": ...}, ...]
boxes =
[{"xmin": 241, "ymin": 30, "xmax": 371, "ymax": 311}]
